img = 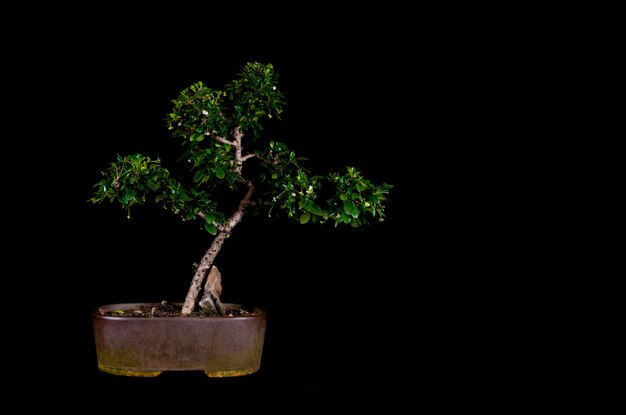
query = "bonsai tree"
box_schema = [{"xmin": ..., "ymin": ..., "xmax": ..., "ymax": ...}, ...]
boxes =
[{"xmin": 90, "ymin": 62, "xmax": 392, "ymax": 316}]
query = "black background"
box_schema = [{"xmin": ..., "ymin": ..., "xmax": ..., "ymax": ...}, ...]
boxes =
[{"xmin": 8, "ymin": 6, "xmax": 540, "ymax": 410}]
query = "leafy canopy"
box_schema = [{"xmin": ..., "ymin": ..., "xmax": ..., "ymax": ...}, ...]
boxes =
[{"xmin": 91, "ymin": 62, "xmax": 392, "ymax": 233}]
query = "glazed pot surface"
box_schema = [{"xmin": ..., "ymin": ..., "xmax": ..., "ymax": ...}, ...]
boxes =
[{"xmin": 92, "ymin": 303, "xmax": 266, "ymax": 377}]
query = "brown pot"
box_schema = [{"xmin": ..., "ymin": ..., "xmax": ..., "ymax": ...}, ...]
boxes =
[{"xmin": 92, "ymin": 303, "xmax": 266, "ymax": 377}]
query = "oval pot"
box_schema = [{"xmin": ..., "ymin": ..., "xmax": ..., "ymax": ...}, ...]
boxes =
[{"xmin": 92, "ymin": 303, "xmax": 266, "ymax": 377}]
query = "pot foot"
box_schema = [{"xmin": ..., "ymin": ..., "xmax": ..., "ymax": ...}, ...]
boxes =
[
  {"xmin": 98, "ymin": 364, "xmax": 162, "ymax": 377},
  {"xmin": 204, "ymin": 368, "xmax": 258, "ymax": 377}
]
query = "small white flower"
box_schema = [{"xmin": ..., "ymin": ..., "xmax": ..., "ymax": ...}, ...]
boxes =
[
  {"xmin": 202, "ymin": 109, "xmax": 208, "ymax": 116},
  {"xmin": 178, "ymin": 122, "xmax": 182, "ymax": 126},
  {"xmin": 272, "ymin": 86, "xmax": 276, "ymax": 90},
  {"xmin": 291, "ymin": 192, "xmax": 296, "ymax": 197},
  {"xmin": 187, "ymin": 159, "xmax": 191, "ymax": 163}
]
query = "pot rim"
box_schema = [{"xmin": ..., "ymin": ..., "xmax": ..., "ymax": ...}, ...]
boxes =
[{"xmin": 92, "ymin": 302, "xmax": 265, "ymax": 321}]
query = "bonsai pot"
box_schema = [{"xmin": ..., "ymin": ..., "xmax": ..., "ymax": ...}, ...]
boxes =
[{"xmin": 92, "ymin": 303, "xmax": 266, "ymax": 377}]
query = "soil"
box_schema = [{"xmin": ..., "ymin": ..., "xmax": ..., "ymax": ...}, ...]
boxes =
[{"xmin": 97, "ymin": 302, "xmax": 258, "ymax": 318}]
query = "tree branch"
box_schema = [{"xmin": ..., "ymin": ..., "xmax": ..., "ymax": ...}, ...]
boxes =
[
  {"xmin": 227, "ymin": 181, "xmax": 256, "ymax": 229},
  {"xmin": 241, "ymin": 181, "xmax": 256, "ymax": 208},
  {"xmin": 241, "ymin": 153, "xmax": 257, "ymax": 162},
  {"xmin": 212, "ymin": 135, "xmax": 234, "ymax": 146},
  {"xmin": 232, "ymin": 127, "xmax": 245, "ymax": 175}
]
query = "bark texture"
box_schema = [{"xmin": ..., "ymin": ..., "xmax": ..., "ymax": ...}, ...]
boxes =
[
  {"xmin": 180, "ymin": 127, "xmax": 257, "ymax": 316},
  {"xmin": 181, "ymin": 232, "xmax": 227, "ymax": 315}
]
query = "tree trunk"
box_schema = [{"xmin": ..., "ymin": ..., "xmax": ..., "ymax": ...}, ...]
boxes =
[
  {"xmin": 181, "ymin": 232, "xmax": 228, "ymax": 315},
  {"xmin": 181, "ymin": 181, "xmax": 256, "ymax": 316}
]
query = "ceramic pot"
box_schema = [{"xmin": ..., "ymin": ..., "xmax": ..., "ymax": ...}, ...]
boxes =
[{"xmin": 92, "ymin": 303, "xmax": 266, "ymax": 377}]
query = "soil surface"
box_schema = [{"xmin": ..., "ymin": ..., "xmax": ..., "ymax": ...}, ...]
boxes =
[{"xmin": 97, "ymin": 302, "xmax": 258, "ymax": 318}]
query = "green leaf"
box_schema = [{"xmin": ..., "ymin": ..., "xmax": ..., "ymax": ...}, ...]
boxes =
[
  {"xmin": 350, "ymin": 205, "xmax": 360, "ymax": 218},
  {"xmin": 341, "ymin": 213, "xmax": 351, "ymax": 224},
  {"xmin": 308, "ymin": 203, "xmax": 323, "ymax": 216},
  {"xmin": 344, "ymin": 202, "xmax": 358, "ymax": 217},
  {"xmin": 300, "ymin": 212, "xmax": 311, "ymax": 224},
  {"xmin": 204, "ymin": 222, "xmax": 217, "ymax": 235},
  {"xmin": 339, "ymin": 193, "xmax": 348, "ymax": 201},
  {"xmin": 215, "ymin": 168, "xmax": 225, "ymax": 179},
  {"xmin": 193, "ymin": 170, "xmax": 204, "ymax": 183}
]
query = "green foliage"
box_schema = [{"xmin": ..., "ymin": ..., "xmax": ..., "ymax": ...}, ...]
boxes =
[
  {"xmin": 90, "ymin": 62, "xmax": 391, "ymax": 234},
  {"xmin": 257, "ymin": 143, "xmax": 392, "ymax": 226},
  {"xmin": 257, "ymin": 141, "xmax": 325, "ymax": 221},
  {"xmin": 326, "ymin": 167, "xmax": 393, "ymax": 227},
  {"xmin": 91, "ymin": 154, "xmax": 170, "ymax": 215},
  {"xmin": 165, "ymin": 62, "xmax": 285, "ymax": 146}
]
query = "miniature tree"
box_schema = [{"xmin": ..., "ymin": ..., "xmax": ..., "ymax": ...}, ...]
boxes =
[{"xmin": 90, "ymin": 62, "xmax": 392, "ymax": 316}]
